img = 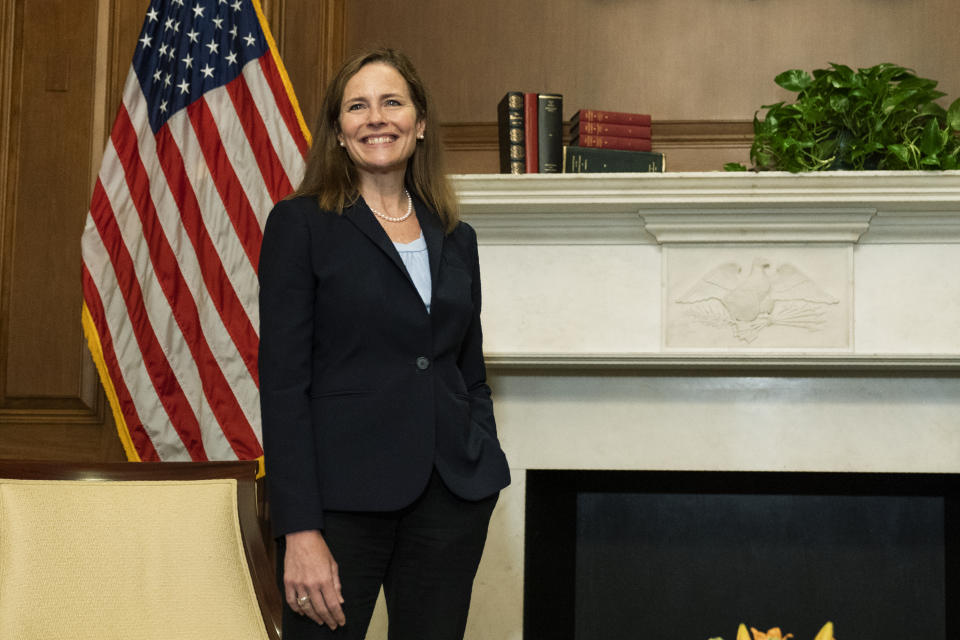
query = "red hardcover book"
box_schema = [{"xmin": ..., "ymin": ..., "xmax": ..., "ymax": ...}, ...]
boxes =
[
  {"xmin": 571, "ymin": 134, "xmax": 653, "ymax": 152},
  {"xmin": 524, "ymin": 92, "xmax": 539, "ymax": 173},
  {"xmin": 570, "ymin": 122, "xmax": 651, "ymax": 139},
  {"xmin": 573, "ymin": 109, "xmax": 652, "ymax": 127}
]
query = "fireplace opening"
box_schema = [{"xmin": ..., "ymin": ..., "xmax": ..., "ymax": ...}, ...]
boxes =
[{"xmin": 525, "ymin": 470, "xmax": 958, "ymax": 640}]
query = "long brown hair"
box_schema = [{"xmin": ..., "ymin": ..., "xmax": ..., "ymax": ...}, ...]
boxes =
[{"xmin": 290, "ymin": 48, "xmax": 459, "ymax": 232}]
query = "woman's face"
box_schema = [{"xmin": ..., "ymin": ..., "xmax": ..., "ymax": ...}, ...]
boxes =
[{"xmin": 337, "ymin": 62, "xmax": 425, "ymax": 180}]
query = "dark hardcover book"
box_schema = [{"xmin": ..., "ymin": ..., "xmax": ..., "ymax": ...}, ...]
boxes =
[
  {"xmin": 538, "ymin": 93, "xmax": 563, "ymax": 173},
  {"xmin": 571, "ymin": 109, "xmax": 652, "ymax": 127},
  {"xmin": 563, "ymin": 146, "xmax": 665, "ymax": 173},
  {"xmin": 570, "ymin": 121, "xmax": 651, "ymax": 139},
  {"xmin": 524, "ymin": 93, "xmax": 539, "ymax": 173},
  {"xmin": 497, "ymin": 92, "xmax": 525, "ymax": 174},
  {"xmin": 571, "ymin": 134, "xmax": 653, "ymax": 152}
]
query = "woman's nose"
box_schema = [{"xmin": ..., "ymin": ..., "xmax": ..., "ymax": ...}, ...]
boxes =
[{"xmin": 366, "ymin": 104, "xmax": 385, "ymax": 123}]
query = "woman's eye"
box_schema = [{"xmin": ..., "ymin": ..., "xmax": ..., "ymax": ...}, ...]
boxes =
[
  {"xmin": 347, "ymin": 103, "xmax": 365, "ymax": 111},
  {"xmin": 386, "ymin": 99, "xmax": 402, "ymax": 106}
]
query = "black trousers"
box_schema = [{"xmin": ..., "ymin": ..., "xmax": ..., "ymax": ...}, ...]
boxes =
[{"xmin": 277, "ymin": 469, "xmax": 499, "ymax": 640}]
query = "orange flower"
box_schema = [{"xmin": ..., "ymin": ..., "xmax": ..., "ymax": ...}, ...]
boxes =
[
  {"xmin": 732, "ymin": 621, "xmax": 834, "ymax": 640},
  {"xmin": 749, "ymin": 627, "xmax": 794, "ymax": 640}
]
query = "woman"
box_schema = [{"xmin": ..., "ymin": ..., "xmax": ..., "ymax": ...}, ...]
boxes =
[{"xmin": 258, "ymin": 48, "xmax": 510, "ymax": 640}]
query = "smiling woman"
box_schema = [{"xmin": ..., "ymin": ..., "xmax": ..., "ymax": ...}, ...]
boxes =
[
  {"xmin": 258, "ymin": 47, "xmax": 510, "ymax": 640},
  {"xmin": 337, "ymin": 62, "xmax": 425, "ymax": 185},
  {"xmin": 290, "ymin": 48, "xmax": 458, "ymax": 233}
]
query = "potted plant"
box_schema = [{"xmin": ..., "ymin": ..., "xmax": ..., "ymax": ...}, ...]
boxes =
[{"xmin": 727, "ymin": 63, "xmax": 960, "ymax": 171}]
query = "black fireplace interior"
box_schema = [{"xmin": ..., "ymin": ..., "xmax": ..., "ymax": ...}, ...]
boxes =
[{"xmin": 525, "ymin": 470, "xmax": 958, "ymax": 640}]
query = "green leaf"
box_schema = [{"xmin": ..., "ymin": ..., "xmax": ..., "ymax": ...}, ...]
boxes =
[
  {"xmin": 775, "ymin": 69, "xmax": 812, "ymax": 92},
  {"xmin": 829, "ymin": 94, "xmax": 850, "ymax": 113},
  {"xmin": 871, "ymin": 62, "xmax": 911, "ymax": 83},
  {"xmin": 882, "ymin": 89, "xmax": 920, "ymax": 114},
  {"xmin": 947, "ymin": 97, "xmax": 960, "ymax": 131},
  {"xmin": 829, "ymin": 63, "xmax": 855, "ymax": 86},
  {"xmin": 918, "ymin": 102, "xmax": 947, "ymax": 118},
  {"xmin": 724, "ymin": 162, "xmax": 748, "ymax": 171},
  {"xmin": 887, "ymin": 144, "xmax": 910, "ymax": 164},
  {"xmin": 920, "ymin": 119, "xmax": 947, "ymax": 155}
]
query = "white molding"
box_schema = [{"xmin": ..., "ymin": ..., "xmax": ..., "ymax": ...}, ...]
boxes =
[
  {"xmin": 642, "ymin": 208, "xmax": 875, "ymax": 243},
  {"xmin": 453, "ymin": 171, "xmax": 960, "ymax": 244},
  {"xmin": 485, "ymin": 352, "xmax": 960, "ymax": 373}
]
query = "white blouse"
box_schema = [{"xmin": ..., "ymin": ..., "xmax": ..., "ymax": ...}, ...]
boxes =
[{"xmin": 393, "ymin": 232, "xmax": 431, "ymax": 313}]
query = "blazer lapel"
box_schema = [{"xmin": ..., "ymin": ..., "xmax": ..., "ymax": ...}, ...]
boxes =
[
  {"xmin": 413, "ymin": 195, "xmax": 444, "ymax": 289},
  {"xmin": 343, "ymin": 198, "xmax": 410, "ymax": 278},
  {"xmin": 344, "ymin": 193, "xmax": 445, "ymax": 298}
]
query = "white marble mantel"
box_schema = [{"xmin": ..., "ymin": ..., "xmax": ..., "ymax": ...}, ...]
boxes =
[
  {"xmin": 455, "ymin": 170, "xmax": 960, "ymax": 244},
  {"xmin": 371, "ymin": 172, "xmax": 960, "ymax": 640},
  {"xmin": 455, "ymin": 171, "xmax": 960, "ymax": 368}
]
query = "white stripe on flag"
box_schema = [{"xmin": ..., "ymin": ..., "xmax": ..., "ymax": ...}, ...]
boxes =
[{"xmin": 243, "ymin": 59, "xmax": 305, "ymax": 213}]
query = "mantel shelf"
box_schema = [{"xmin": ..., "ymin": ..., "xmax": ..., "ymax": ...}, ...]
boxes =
[
  {"xmin": 485, "ymin": 352, "xmax": 960, "ymax": 374},
  {"xmin": 452, "ymin": 171, "xmax": 960, "ymax": 244}
]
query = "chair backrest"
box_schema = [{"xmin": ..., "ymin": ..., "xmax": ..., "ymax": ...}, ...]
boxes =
[{"xmin": 0, "ymin": 461, "xmax": 280, "ymax": 640}]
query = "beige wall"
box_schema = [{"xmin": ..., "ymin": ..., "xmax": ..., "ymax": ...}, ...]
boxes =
[{"xmin": 1, "ymin": 0, "xmax": 958, "ymax": 459}]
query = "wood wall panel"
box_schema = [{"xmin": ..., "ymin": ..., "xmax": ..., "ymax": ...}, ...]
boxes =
[
  {"xmin": 344, "ymin": 0, "xmax": 960, "ymax": 122},
  {"xmin": 270, "ymin": 0, "xmax": 345, "ymax": 131},
  {"xmin": 440, "ymin": 120, "xmax": 754, "ymax": 174},
  {"xmin": 0, "ymin": 0, "xmax": 19, "ymax": 385},
  {"xmin": 0, "ymin": 0, "xmax": 120, "ymax": 461},
  {"xmin": 345, "ymin": 0, "xmax": 960, "ymax": 172},
  {"xmin": 4, "ymin": 0, "xmax": 97, "ymax": 399},
  {"xmin": 104, "ymin": 1, "xmax": 151, "ymax": 147}
]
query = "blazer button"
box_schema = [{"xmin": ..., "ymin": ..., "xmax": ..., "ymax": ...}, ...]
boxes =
[{"xmin": 416, "ymin": 356, "xmax": 431, "ymax": 370}]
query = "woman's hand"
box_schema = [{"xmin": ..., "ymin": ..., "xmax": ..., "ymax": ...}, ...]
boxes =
[{"xmin": 283, "ymin": 529, "xmax": 346, "ymax": 629}]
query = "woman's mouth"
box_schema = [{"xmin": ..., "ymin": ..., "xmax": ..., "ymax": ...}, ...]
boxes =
[{"xmin": 363, "ymin": 135, "xmax": 396, "ymax": 145}]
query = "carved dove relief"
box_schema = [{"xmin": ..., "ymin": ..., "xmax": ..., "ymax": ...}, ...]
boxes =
[{"xmin": 675, "ymin": 257, "xmax": 839, "ymax": 343}]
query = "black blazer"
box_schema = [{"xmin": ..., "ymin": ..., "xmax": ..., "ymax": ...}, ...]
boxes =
[{"xmin": 258, "ymin": 194, "xmax": 510, "ymax": 538}]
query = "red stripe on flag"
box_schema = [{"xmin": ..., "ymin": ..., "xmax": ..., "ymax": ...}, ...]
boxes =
[
  {"xmin": 88, "ymin": 179, "xmax": 208, "ymax": 460},
  {"xmin": 187, "ymin": 99, "xmax": 264, "ymax": 270},
  {"xmin": 225, "ymin": 75, "xmax": 293, "ymax": 204},
  {"xmin": 81, "ymin": 262, "xmax": 160, "ymax": 462},
  {"xmin": 154, "ymin": 126, "xmax": 260, "ymax": 382},
  {"xmin": 258, "ymin": 51, "xmax": 310, "ymax": 156},
  {"xmin": 111, "ymin": 108, "xmax": 263, "ymax": 461}
]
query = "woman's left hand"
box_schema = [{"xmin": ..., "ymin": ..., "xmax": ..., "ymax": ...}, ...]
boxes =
[{"xmin": 283, "ymin": 529, "xmax": 346, "ymax": 629}]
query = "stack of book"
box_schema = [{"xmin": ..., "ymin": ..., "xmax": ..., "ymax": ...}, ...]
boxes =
[
  {"xmin": 497, "ymin": 91, "xmax": 564, "ymax": 174},
  {"xmin": 564, "ymin": 108, "xmax": 664, "ymax": 173}
]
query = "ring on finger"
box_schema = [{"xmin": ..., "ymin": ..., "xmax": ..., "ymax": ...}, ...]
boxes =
[{"xmin": 297, "ymin": 594, "xmax": 311, "ymax": 608}]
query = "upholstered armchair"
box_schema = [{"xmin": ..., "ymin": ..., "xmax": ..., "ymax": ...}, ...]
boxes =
[{"xmin": 0, "ymin": 460, "xmax": 281, "ymax": 640}]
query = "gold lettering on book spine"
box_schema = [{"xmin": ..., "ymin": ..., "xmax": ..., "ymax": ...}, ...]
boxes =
[{"xmin": 509, "ymin": 129, "xmax": 523, "ymax": 143}]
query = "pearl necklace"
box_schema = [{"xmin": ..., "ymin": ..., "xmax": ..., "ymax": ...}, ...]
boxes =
[{"xmin": 367, "ymin": 190, "xmax": 413, "ymax": 223}]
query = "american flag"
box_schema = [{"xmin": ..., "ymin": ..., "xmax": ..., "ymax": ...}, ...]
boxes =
[{"xmin": 81, "ymin": 0, "xmax": 308, "ymax": 473}]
